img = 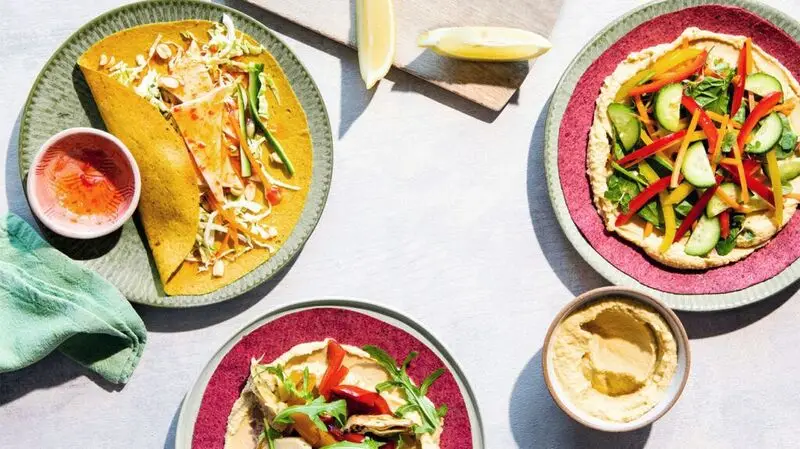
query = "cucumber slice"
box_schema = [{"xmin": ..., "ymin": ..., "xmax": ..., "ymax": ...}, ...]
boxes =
[
  {"xmin": 745, "ymin": 112, "xmax": 782, "ymax": 154},
  {"xmin": 685, "ymin": 215, "xmax": 721, "ymax": 256},
  {"xmin": 778, "ymin": 159, "xmax": 800, "ymax": 182},
  {"xmin": 706, "ymin": 183, "xmax": 740, "ymax": 217},
  {"xmin": 681, "ymin": 141, "xmax": 716, "ymax": 188},
  {"xmin": 608, "ymin": 103, "xmax": 641, "ymax": 152},
  {"xmin": 654, "ymin": 83, "xmax": 683, "ymax": 132},
  {"xmin": 745, "ymin": 73, "xmax": 783, "ymax": 100}
]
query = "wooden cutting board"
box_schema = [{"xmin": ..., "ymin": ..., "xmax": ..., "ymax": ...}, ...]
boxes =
[{"xmin": 244, "ymin": 0, "xmax": 563, "ymax": 111}]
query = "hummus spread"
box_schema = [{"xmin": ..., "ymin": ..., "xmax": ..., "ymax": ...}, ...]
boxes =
[
  {"xmin": 588, "ymin": 28, "xmax": 800, "ymax": 269},
  {"xmin": 549, "ymin": 299, "xmax": 678, "ymax": 423}
]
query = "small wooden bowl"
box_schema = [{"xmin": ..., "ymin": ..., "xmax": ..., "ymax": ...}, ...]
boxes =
[{"xmin": 542, "ymin": 286, "xmax": 691, "ymax": 432}]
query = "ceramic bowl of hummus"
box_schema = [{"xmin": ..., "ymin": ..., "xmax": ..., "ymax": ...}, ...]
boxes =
[{"xmin": 542, "ymin": 287, "xmax": 690, "ymax": 432}]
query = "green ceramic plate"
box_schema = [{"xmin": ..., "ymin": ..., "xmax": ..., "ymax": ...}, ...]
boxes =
[
  {"xmin": 18, "ymin": 0, "xmax": 333, "ymax": 307},
  {"xmin": 545, "ymin": 0, "xmax": 800, "ymax": 311}
]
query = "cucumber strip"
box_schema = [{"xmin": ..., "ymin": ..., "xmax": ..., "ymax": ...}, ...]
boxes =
[
  {"xmin": 248, "ymin": 64, "xmax": 295, "ymax": 176},
  {"xmin": 681, "ymin": 141, "xmax": 716, "ymax": 188},
  {"xmin": 685, "ymin": 215, "xmax": 721, "ymax": 256},
  {"xmin": 706, "ymin": 183, "xmax": 739, "ymax": 217},
  {"xmin": 607, "ymin": 103, "xmax": 641, "ymax": 152},
  {"xmin": 745, "ymin": 112, "xmax": 782, "ymax": 154},
  {"xmin": 236, "ymin": 86, "xmax": 252, "ymax": 178},
  {"xmin": 745, "ymin": 73, "xmax": 783, "ymax": 100}
]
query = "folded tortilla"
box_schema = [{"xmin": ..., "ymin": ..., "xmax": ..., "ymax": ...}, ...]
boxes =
[{"xmin": 78, "ymin": 21, "xmax": 312, "ymax": 295}]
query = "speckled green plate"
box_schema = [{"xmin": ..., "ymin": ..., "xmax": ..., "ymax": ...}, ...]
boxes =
[
  {"xmin": 18, "ymin": 0, "xmax": 333, "ymax": 307},
  {"xmin": 545, "ymin": 0, "xmax": 800, "ymax": 311}
]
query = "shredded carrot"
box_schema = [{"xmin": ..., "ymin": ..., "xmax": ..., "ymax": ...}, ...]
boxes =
[
  {"xmin": 688, "ymin": 131, "xmax": 707, "ymax": 142},
  {"xmin": 672, "ymin": 110, "xmax": 701, "ymax": 188},
  {"xmin": 787, "ymin": 192, "xmax": 800, "ymax": 201},
  {"xmin": 643, "ymin": 221, "xmax": 654, "ymax": 238},
  {"xmin": 770, "ymin": 98, "xmax": 796, "ymax": 116},
  {"xmin": 748, "ymin": 92, "xmax": 756, "ymax": 113},
  {"xmin": 682, "ymin": 39, "xmax": 689, "ymax": 50},
  {"xmin": 706, "ymin": 110, "xmax": 742, "ymax": 128},
  {"xmin": 709, "ymin": 114, "xmax": 729, "ymax": 169},
  {"xmin": 745, "ymin": 38, "xmax": 753, "ymax": 73},
  {"xmin": 715, "ymin": 188, "xmax": 743, "ymax": 211},
  {"xmin": 731, "ymin": 122, "xmax": 750, "ymax": 202},
  {"xmin": 719, "ymin": 157, "xmax": 739, "ymax": 165},
  {"xmin": 634, "ymin": 95, "xmax": 657, "ymax": 136},
  {"xmin": 216, "ymin": 232, "xmax": 232, "ymax": 257}
]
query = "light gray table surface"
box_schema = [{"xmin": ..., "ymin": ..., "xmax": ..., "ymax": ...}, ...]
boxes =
[{"xmin": 2, "ymin": 0, "xmax": 800, "ymax": 447}]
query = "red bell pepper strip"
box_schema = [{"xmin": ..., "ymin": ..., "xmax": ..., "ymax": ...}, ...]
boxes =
[
  {"xmin": 721, "ymin": 163, "xmax": 775, "ymax": 205},
  {"xmin": 741, "ymin": 158, "xmax": 761, "ymax": 177},
  {"xmin": 342, "ymin": 434, "xmax": 366, "ymax": 443},
  {"xmin": 628, "ymin": 51, "xmax": 708, "ymax": 96},
  {"xmin": 674, "ymin": 179, "xmax": 722, "ymax": 241},
  {"xmin": 730, "ymin": 44, "xmax": 747, "ymax": 117},
  {"xmin": 615, "ymin": 177, "xmax": 672, "ymax": 226},
  {"xmin": 330, "ymin": 385, "xmax": 392, "ymax": 415},
  {"xmin": 681, "ymin": 95, "xmax": 718, "ymax": 152},
  {"xmin": 319, "ymin": 340, "xmax": 347, "ymax": 400},
  {"xmin": 720, "ymin": 209, "xmax": 730, "ymax": 239},
  {"xmin": 737, "ymin": 91, "xmax": 783, "ymax": 152},
  {"xmin": 617, "ymin": 130, "xmax": 687, "ymax": 167}
]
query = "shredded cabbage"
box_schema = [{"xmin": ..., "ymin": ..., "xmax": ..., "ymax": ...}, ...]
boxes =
[{"xmin": 134, "ymin": 69, "xmax": 168, "ymax": 112}]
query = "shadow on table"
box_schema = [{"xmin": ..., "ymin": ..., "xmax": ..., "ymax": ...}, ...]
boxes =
[
  {"xmin": 526, "ymin": 96, "xmax": 608, "ymax": 297},
  {"xmin": 4, "ymin": 110, "xmax": 35, "ymax": 225},
  {"xmin": 163, "ymin": 399, "xmax": 182, "ymax": 449},
  {"xmin": 0, "ymin": 352, "xmax": 122, "ymax": 406},
  {"xmin": 135, "ymin": 254, "xmax": 297, "ymax": 332},
  {"xmin": 677, "ymin": 279, "xmax": 797, "ymax": 339},
  {"xmin": 220, "ymin": 0, "xmax": 501, "ymax": 126},
  {"xmin": 509, "ymin": 349, "xmax": 651, "ymax": 448}
]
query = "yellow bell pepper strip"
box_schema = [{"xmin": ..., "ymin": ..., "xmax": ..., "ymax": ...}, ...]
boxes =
[
  {"xmin": 688, "ymin": 131, "xmax": 707, "ymax": 142},
  {"xmin": 634, "ymin": 95, "xmax": 657, "ymax": 137},
  {"xmin": 638, "ymin": 161, "xmax": 660, "ymax": 183},
  {"xmin": 738, "ymin": 91, "xmax": 783, "ymax": 151},
  {"xmin": 706, "ymin": 110, "xmax": 742, "ymax": 128},
  {"xmin": 675, "ymin": 178, "xmax": 722, "ymax": 241},
  {"xmin": 615, "ymin": 177, "xmax": 672, "ymax": 226},
  {"xmin": 616, "ymin": 70, "xmax": 656, "ymax": 103},
  {"xmin": 629, "ymin": 51, "xmax": 708, "ymax": 97},
  {"xmin": 766, "ymin": 149, "xmax": 784, "ymax": 227},
  {"xmin": 614, "ymin": 48, "xmax": 703, "ymax": 102},
  {"xmin": 640, "ymin": 129, "xmax": 653, "ymax": 145},
  {"xmin": 617, "ymin": 130, "xmax": 687, "ymax": 167},
  {"xmin": 672, "ymin": 109, "xmax": 701, "ymax": 188},
  {"xmin": 665, "ymin": 182, "xmax": 694, "ymax": 205},
  {"xmin": 730, "ymin": 43, "xmax": 747, "ymax": 117},
  {"xmin": 681, "ymin": 95, "xmax": 718, "ymax": 152},
  {"xmin": 659, "ymin": 194, "xmax": 677, "ymax": 253}
]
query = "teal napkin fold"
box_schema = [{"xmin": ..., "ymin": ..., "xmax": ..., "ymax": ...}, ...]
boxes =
[{"xmin": 0, "ymin": 213, "xmax": 146, "ymax": 384}]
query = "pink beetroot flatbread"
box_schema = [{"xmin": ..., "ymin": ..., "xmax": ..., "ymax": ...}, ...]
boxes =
[
  {"xmin": 191, "ymin": 307, "xmax": 472, "ymax": 448},
  {"xmin": 559, "ymin": 5, "xmax": 800, "ymax": 294}
]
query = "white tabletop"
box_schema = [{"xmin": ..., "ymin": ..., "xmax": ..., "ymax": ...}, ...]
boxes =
[{"xmin": 2, "ymin": 0, "xmax": 800, "ymax": 447}]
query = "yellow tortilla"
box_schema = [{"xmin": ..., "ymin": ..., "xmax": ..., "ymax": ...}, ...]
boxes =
[{"xmin": 78, "ymin": 21, "xmax": 313, "ymax": 295}]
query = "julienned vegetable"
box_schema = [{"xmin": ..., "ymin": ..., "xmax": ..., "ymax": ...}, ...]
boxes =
[
  {"xmin": 617, "ymin": 130, "xmax": 687, "ymax": 167},
  {"xmin": 248, "ymin": 64, "xmax": 295, "ymax": 176},
  {"xmin": 628, "ymin": 50, "xmax": 708, "ymax": 96},
  {"xmin": 615, "ymin": 177, "xmax": 671, "ymax": 226}
]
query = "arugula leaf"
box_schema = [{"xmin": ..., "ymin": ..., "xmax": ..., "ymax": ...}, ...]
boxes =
[
  {"xmin": 259, "ymin": 424, "xmax": 282, "ymax": 449},
  {"xmin": 362, "ymin": 346, "xmax": 445, "ymax": 434},
  {"xmin": 715, "ymin": 214, "xmax": 746, "ymax": 256},
  {"xmin": 273, "ymin": 396, "xmax": 347, "ymax": 431},
  {"xmin": 637, "ymin": 200, "xmax": 661, "ymax": 227},
  {"xmin": 604, "ymin": 174, "xmax": 640, "ymax": 213},
  {"xmin": 265, "ymin": 364, "xmax": 315, "ymax": 403},
  {"xmin": 419, "ymin": 369, "xmax": 445, "ymax": 396},
  {"xmin": 684, "ymin": 72, "xmax": 733, "ymax": 115},
  {"xmin": 710, "ymin": 57, "xmax": 734, "ymax": 78},
  {"xmin": 720, "ymin": 131, "xmax": 737, "ymax": 154},
  {"xmin": 321, "ymin": 439, "xmax": 384, "ymax": 449},
  {"xmin": 611, "ymin": 161, "xmax": 648, "ymax": 187},
  {"xmin": 777, "ymin": 113, "xmax": 797, "ymax": 159},
  {"xmin": 674, "ymin": 199, "xmax": 694, "ymax": 217}
]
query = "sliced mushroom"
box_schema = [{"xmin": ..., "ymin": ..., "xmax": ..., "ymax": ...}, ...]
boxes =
[{"xmin": 343, "ymin": 414, "xmax": 414, "ymax": 436}]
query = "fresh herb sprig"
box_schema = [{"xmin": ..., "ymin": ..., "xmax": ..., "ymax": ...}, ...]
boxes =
[
  {"xmin": 363, "ymin": 346, "xmax": 447, "ymax": 435},
  {"xmin": 320, "ymin": 439, "xmax": 384, "ymax": 449},
  {"xmin": 264, "ymin": 364, "xmax": 315, "ymax": 403},
  {"xmin": 272, "ymin": 396, "xmax": 347, "ymax": 431}
]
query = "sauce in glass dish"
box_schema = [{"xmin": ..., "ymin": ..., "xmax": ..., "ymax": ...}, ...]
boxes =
[{"xmin": 28, "ymin": 128, "xmax": 140, "ymax": 239}]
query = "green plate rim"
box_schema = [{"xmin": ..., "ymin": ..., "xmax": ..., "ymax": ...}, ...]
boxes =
[
  {"xmin": 174, "ymin": 297, "xmax": 486, "ymax": 448},
  {"xmin": 17, "ymin": 0, "xmax": 334, "ymax": 308},
  {"xmin": 544, "ymin": 0, "xmax": 800, "ymax": 311}
]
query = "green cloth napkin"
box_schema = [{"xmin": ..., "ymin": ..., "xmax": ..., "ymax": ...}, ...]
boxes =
[{"xmin": 0, "ymin": 213, "xmax": 146, "ymax": 384}]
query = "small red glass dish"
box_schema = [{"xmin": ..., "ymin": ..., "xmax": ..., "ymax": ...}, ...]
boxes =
[{"xmin": 26, "ymin": 127, "xmax": 141, "ymax": 239}]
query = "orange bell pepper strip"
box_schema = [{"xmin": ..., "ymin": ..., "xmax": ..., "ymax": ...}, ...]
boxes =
[
  {"xmin": 674, "ymin": 178, "xmax": 721, "ymax": 241},
  {"xmin": 628, "ymin": 51, "xmax": 708, "ymax": 97},
  {"xmin": 681, "ymin": 95, "xmax": 718, "ymax": 153},
  {"xmin": 615, "ymin": 177, "xmax": 672, "ymax": 226},
  {"xmin": 617, "ymin": 130, "xmax": 687, "ymax": 167}
]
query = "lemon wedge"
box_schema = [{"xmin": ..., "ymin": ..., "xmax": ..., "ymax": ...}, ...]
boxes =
[
  {"xmin": 356, "ymin": 0, "xmax": 396, "ymax": 89},
  {"xmin": 418, "ymin": 27, "xmax": 552, "ymax": 62}
]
